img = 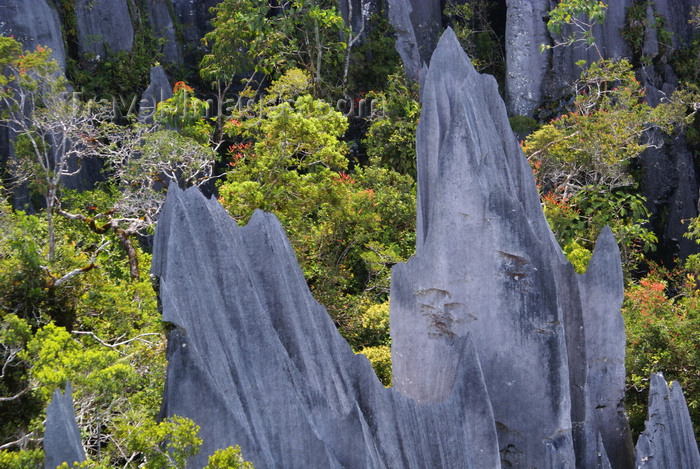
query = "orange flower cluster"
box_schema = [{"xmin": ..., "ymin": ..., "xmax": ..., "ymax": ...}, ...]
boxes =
[{"xmin": 173, "ymin": 81, "xmax": 194, "ymax": 93}]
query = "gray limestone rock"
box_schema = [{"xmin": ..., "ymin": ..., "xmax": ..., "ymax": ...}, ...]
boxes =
[
  {"xmin": 639, "ymin": 134, "xmax": 700, "ymax": 264},
  {"xmin": 635, "ymin": 373, "xmax": 700, "ymax": 468},
  {"xmin": 43, "ymin": 383, "xmax": 85, "ymax": 469},
  {"xmin": 504, "ymin": 0, "xmax": 550, "ymax": 117},
  {"xmin": 169, "ymin": 0, "xmax": 220, "ymax": 46},
  {"xmin": 577, "ymin": 227, "xmax": 635, "ymax": 469},
  {"xmin": 147, "ymin": 0, "xmax": 183, "ymax": 64},
  {"xmin": 338, "ymin": 0, "xmax": 380, "ymax": 43},
  {"xmin": 0, "ymin": 0, "xmax": 66, "ymax": 70},
  {"xmin": 387, "ymin": 0, "xmax": 442, "ymax": 81},
  {"xmin": 153, "ymin": 185, "xmax": 501, "ymax": 468},
  {"xmin": 75, "ymin": 0, "xmax": 134, "ymax": 58},
  {"xmin": 391, "ymin": 28, "xmax": 638, "ymax": 468},
  {"xmin": 139, "ymin": 66, "xmax": 174, "ymax": 123},
  {"xmin": 391, "ymin": 28, "xmax": 575, "ymax": 468}
]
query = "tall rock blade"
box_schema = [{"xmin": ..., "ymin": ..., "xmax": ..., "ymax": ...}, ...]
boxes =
[
  {"xmin": 43, "ymin": 383, "xmax": 85, "ymax": 469},
  {"xmin": 391, "ymin": 27, "xmax": 575, "ymax": 468},
  {"xmin": 635, "ymin": 373, "xmax": 700, "ymax": 468}
]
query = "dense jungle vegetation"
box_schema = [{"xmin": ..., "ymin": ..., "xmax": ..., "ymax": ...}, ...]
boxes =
[{"xmin": 0, "ymin": 0, "xmax": 698, "ymax": 466}]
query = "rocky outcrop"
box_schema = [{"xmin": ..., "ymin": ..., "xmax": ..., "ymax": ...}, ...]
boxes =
[
  {"xmin": 139, "ymin": 66, "xmax": 174, "ymax": 123},
  {"xmin": 635, "ymin": 373, "xmax": 700, "ymax": 468},
  {"xmin": 74, "ymin": 0, "xmax": 135, "ymax": 59},
  {"xmin": 0, "ymin": 0, "xmax": 66, "ymax": 69},
  {"xmin": 387, "ymin": 0, "xmax": 442, "ymax": 80},
  {"xmin": 505, "ymin": 0, "xmax": 700, "ymax": 118},
  {"xmin": 169, "ymin": 0, "xmax": 220, "ymax": 48},
  {"xmin": 504, "ymin": 0, "xmax": 550, "ymax": 116},
  {"xmin": 43, "ymin": 383, "xmax": 85, "ymax": 469},
  {"xmin": 505, "ymin": 0, "xmax": 634, "ymax": 117},
  {"xmin": 639, "ymin": 134, "xmax": 700, "ymax": 264},
  {"xmin": 391, "ymin": 28, "xmax": 634, "ymax": 468},
  {"xmin": 152, "ymin": 185, "xmax": 501, "ymax": 468}
]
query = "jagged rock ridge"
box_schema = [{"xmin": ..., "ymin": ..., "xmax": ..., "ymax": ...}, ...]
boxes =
[
  {"xmin": 152, "ymin": 184, "xmax": 501, "ymax": 468},
  {"xmin": 40, "ymin": 23, "xmax": 700, "ymax": 469}
]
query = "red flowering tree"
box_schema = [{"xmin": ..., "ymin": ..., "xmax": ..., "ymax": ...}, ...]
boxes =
[{"xmin": 622, "ymin": 267, "xmax": 699, "ymax": 438}]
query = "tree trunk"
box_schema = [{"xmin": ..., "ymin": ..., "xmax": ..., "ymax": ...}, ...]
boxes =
[{"xmin": 115, "ymin": 229, "xmax": 139, "ymax": 280}]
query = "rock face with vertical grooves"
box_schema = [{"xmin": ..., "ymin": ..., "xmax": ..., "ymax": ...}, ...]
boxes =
[
  {"xmin": 43, "ymin": 383, "xmax": 85, "ymax": 469},
  {"xmin": 147, "ymin": 0, "xmax": 183, "ymax": 64},
  {"xmin": 635, "ymin": 373, "xmax": 700, "ymax": 468},
  {"xmin": 152, "ymin": 185, "xmax": 501, "ymax": 468},
  {"xmin": 390, "ymin": 28, "xmax": 636, "ymax": 468},
  {"xmin": 75, "ymin": 0, "xmax": 135, "ymax": 58},
  {"xmin": 149, "ymin": 25, "xmax": 700, "ymax": 469}
]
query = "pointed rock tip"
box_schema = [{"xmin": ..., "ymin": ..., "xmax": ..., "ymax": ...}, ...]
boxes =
[
  {"xmin": 584, "ymin": 225, "xmax": 622, "ymax": 276},
  {"xmin": 592, "ymin": 225, "xmax": 619, "ymax": 256},
  {"xmin": 429, "ymin": 27, "xmax": 475, "ymax": 73}
]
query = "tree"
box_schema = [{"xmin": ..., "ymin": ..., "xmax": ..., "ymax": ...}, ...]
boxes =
[
  {"xmin": 0, "ymin": 37, "xmax": 109, "ymax": 260},
  {"xmin": 542, "ymin": 0, "xmax": 608, "ymax": 57},
  {"xmin": 205, "ymin": 446, "xmax": 255, "ymax": 469},
  {"xmin": 522, "ymin": 58, "xmax": 696, "ymax": 271},
  {"xmin": 218, "ymin": 69, "xmax": 415, "ymax": 343},
  {"xmin": 201, "ymin": 0, "xmax": 348, "ymax": 99}
]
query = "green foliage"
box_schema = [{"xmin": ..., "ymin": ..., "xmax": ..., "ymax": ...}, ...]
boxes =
[
  {"xmin": 509, "ymin": 115, "xmax": 541, "ymax": 139},
  {"xmin": 363, "ymin": 70, "xmax": 420, "ymax": 177},
  {"xmin": 124, "ymin": 416, "xmax": 201, "ymax": 469},
  {"xmin": 444, "ymin": 0, "xmax": 505, "ymax": 79},
  {"xmin": 525, "ymin": 59, "xmax": 664, "ymax": 191},
  {"xmin": 544, "ymin": 0, "xmax": 607, "ymax": 56},
  {"xmin": 0, "ymin": 449, "xmax": 43, "ymax": 469},
  {"xmin": 622, "ymin": 1, "xmax": 674, "ymax": 66},
  {"xmin": 562, "ymin": 240, "xmax": 593, "ymax": 274},
  {"xmin": 201, "ymin": 0, "xmax": 348, "ymax": 94},
  {"xmin": 540, "ymin": 187, "xmax": 657, "ymax": 273},
  {"xmin": 622, "ymin": 268, "xmax": 700, "ymax": 439},
  {"xmin": 358, "ymin": 345, "xmax": 391, "ymax": 387},
  {"xmin": 66, "ymin": 4, "xmax": 165, "ymax": 97},
  {"xmin": 219, "ymin": 70, "xmax": 415, "ymax": 343},
  {"xmin": 205, "ymin": 446, "xmax": 255, "ymax": 469},
  {"xmin": 156, "ymin": 82, "xmax": 214, "ymax": 144},
  {"xmin": 346, "ymin": 12, "xmax": 401, "ymax": 92}
]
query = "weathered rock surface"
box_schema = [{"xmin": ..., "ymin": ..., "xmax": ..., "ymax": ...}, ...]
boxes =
[
  {"xmin": 74, "ymin": 0, "xmax": 134, "ymax": 59},
  {"xmin": 147, "ymin": 24, "xmax": 700, "ymax": 469},
  {"xmin": 640, "ymin": 134, "xmax": 700, "ymax": 264},
  {"xmin": 390, "ymin": 28, "xmax": 634, "ymax": 468},
  {"xmin": 505, "ymin": 0, "xmax": 700, "ymax": 117},
  {"xmin": 153, "ymin": 185, "xmax": 501, "ymax": 468},
  {"xmin": 0, "ymin": 0, "xmax": 66, "ymax": 69},
  {"xmin": 387, "ymin": 0, "xmax": 442, "ymax": 80},
  {"xmin": 504, "ymin": 0, "xmax": 550, "ymax": 116},
  {"xmin": 43, "ymin": 383, "xmax": 85, "ymax": 469},
  {"xmin": 635, "ymin": 373, "xmax": 700, "ymax": 468},
  {"xmin": 505, "ymin": 0, "xmax": 634, "ymax": 117},
  {"xmin": 147, "ymin": 0, "xmax": 183, "ymax": 64}
]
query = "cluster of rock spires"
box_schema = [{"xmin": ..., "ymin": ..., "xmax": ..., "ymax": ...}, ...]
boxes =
[{"xmin": 45, "ymin": 29, "xmax": 699, "ymax": 468}]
